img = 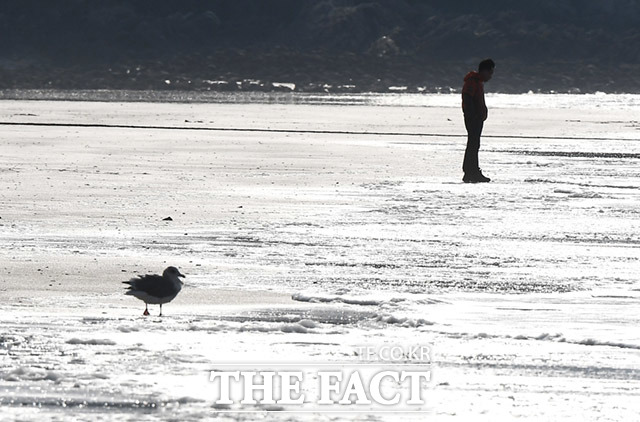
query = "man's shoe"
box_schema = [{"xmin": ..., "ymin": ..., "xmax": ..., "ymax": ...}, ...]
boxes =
[
  {"xmin": 463, "ymin": 170, "xmax": 491, "ymax": 183},
  {"xmin": 463, "ymin": 174, "xmax": 477, "ymax": 183},
  {"xmin": 475, "ymin": 170, "xmax": 491, "ymax": 183}
]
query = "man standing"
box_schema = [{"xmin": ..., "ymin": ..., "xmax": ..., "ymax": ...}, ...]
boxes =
[{"xmin": 462, "ymin": 59, "xmax": 495, "ymax": 183}]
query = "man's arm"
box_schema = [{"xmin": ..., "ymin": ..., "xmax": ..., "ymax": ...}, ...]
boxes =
[{"xmin": 462, "ymin": 93, "xmax": 480, "ymax": 121}]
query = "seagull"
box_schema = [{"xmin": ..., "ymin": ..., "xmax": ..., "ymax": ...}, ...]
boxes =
[{"xmin": 123, "ymin": 266, "xmax": 185, "ymax": 316}]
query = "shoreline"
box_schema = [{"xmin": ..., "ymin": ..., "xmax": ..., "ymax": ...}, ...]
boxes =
[{"xmin": 1, "ymin": 90, "xmax": 640, "ymax": 111}]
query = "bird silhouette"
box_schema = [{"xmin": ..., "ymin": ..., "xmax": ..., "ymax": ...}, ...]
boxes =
[{"xmin": 123, "ymin": 266, "xmax": 185, "ymax": 316}]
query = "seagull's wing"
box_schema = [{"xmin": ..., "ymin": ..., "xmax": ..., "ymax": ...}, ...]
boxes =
[{"xmin": 123, "ymin": 274, "xmax": 177, "ymax": 297}]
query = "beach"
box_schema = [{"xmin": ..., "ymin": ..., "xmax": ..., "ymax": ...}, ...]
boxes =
[{"xmin": 1, "ymin": 93, "xmax": 639, "ymax": 421}]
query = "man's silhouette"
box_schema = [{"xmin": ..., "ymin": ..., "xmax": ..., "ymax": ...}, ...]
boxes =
[{"xmin": 462, "ymin": 59, "xmax": 495, "ymax": 183}]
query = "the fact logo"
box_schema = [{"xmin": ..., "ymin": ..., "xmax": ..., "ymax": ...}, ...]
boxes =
[{"xmin": 209, "ymin": 344, "xmax": 432, "ymax": 413}]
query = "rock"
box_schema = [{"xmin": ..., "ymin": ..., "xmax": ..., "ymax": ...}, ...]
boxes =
[{"xmin": 368, "ymin": 36, "xmax": 400, "ymax": 57}]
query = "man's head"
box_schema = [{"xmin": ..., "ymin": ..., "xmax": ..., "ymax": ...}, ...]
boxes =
[{"xmin": 478, "ymin": 59, "xmax": 495, "ymax": 82}]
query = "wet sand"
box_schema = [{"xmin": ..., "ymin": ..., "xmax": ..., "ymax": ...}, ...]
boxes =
[{"xmin": 1, "ymin": 96, "xmax": 639, "ymax": 421}]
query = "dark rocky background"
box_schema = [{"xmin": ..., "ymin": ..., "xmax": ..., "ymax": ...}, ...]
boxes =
[{"xmin": 1, "ymin": 0, "xmax": 639, "ymax": 93}]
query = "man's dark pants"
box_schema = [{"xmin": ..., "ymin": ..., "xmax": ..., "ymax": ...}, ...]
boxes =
[{"xmin": 463, "ymin": 115, "xmax": 483, "ymax": 175}]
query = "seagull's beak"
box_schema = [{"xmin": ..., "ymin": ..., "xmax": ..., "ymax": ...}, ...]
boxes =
[{"xmin": 178, "ymin": 272, "xmax": 186, "ymax": 278}]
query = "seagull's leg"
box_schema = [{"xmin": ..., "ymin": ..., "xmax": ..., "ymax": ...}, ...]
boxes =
[
  {"xmin": 159, "ymin": 304, "xmax": 163, "ymax": 317},
  {"xmin": 143, "ymin": 304, "xmax": 150, "ymax": 316}
]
